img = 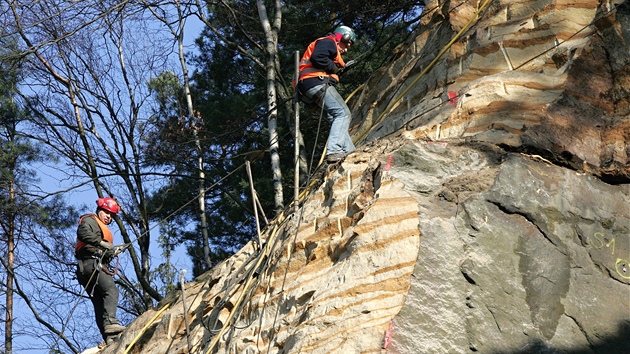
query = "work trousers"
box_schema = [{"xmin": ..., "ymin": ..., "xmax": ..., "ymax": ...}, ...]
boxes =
[
  {"xmin": 76, "ymin": 258, "xmax": 120, "ymax": 340},
  {"xmin": 304, "ymin": 84, "xmax": 355, "ymax": 155}
]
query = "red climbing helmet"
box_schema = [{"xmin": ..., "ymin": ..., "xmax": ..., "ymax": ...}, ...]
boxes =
[{"xmin": 97, "ymin": 197, "xmax": 121, "ymax": 214}]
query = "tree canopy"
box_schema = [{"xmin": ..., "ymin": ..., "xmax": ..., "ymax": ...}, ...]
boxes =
[
  {"xmin": 142, "ymin": 0, "xmax": 426, "ymax": 276},
  {"xmin": 0, "ymin": 0, "xmax": 426, "ymax": 351}
]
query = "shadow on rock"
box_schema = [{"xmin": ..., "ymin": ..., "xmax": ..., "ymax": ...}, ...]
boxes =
[{"xmin": 490, "ymin": 320, "xmax": 630, "ymax": 354}]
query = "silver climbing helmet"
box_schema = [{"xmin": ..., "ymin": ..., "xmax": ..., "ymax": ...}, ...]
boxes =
[{"xmin": 333, "ymin": 26, "xmax": 357, "ymax": 44}]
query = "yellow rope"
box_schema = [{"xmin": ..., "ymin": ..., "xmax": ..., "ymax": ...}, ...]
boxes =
[
  {"xmin": 300, "ymin": 1, "xmax": 494, "ymax": 199},
  {"xmin": 180, "ymin": 4, "xmax": 495, "ymax": 351},
  {"xmin": 204, "ymin": 223, "xmax": 281, "ymax": 354},
  {"xmin": 123, "ymin": 304, "xmax": 171, "ymax": 354},
  {"xmin": 345, "ymin": 83, "xmax": 364, "ymax": 103},
  {"xmin": 354, "ymin": 0, "xmax": 494, "ymax": 143}
]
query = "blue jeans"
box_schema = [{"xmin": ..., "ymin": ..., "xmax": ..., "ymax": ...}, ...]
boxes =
[{"xmin": 304, "ymin": 84, "xmax": 355, "ymax": 155}]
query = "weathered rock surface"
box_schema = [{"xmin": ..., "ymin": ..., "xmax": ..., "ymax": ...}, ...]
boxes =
[
  {"xmin": 103, "ymin": 142, "xmax": 422, "ymax": 354},
  {"xmin": 351, "ymin": 0, "xmax": 630, "ymax": 182},
  {"xmin": 389, "ymin": 141, "xmax": 629, "ymax": 353},
  {"xmin": 95, "ymin": 1, "xmax": 630, "ymax": 353}
]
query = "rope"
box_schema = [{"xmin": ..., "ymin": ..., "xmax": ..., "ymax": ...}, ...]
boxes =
[
  {"xmin": 123, "ymin": 304, "xmax": 171, "ymax": 354},
  {"xmin": 354, "ymin": 0, "xmax": 494, "ymax": 144},
  {"xmin": 51, "ymin": 250, "xmax": 112, "ymax": 351},
  {"xmin": 163, "ymin": 5, "xmax": 486, "ymax": 353},
  {"xmin": 117, "ymin": 163, "xmax": 247, "ymax": 249},
  {"xmin": 204, "ymin": 220, "xmax": 284, "ymax": 354},
  {"xmin": 305, "ymin": 81, "xmax": 330, "ymax": 176},
  {"xmin": 263, "ymin": 204, "xmax": 308, "ymax": 353},
  {"xmin": 65, "ymin": 1, "xmax": 627, "ymax": 352},
  {"xmin": 371, "ymin": 0, "xmax": 626, "ymax": 143}
]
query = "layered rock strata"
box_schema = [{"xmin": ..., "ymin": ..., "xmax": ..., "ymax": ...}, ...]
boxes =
[
  {"xmin": 96, "ymin": 1, "xmax": 630, "ymax": 353},
  {"xmin": 103, "ymin": 143, "xmax": 422, "ymax": 353},
  {"xmin": 351, "ymin": 0, "xmax": 629, "ymax": 182}
]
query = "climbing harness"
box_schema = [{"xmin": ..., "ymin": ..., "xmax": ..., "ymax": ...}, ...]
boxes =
[{"xmin": 297, "ymin": 79, "xmax": 329, "ymax": 106}]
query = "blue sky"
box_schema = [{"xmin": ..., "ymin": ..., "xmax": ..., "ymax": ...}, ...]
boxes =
[{"xmin": 10, "ymin": 16, "xmax": 206, "ymax": 353}]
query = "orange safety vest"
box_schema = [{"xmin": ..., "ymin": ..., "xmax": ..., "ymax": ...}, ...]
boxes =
[
  {"xmin": 297, "ymin": 35, "xmax": 346, "ymax": 84},
  {"xmin": 75, "ymin": 214, "xmax": 114, "ymax": 252}
]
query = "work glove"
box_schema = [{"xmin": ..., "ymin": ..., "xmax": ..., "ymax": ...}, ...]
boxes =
[
  {"xmin": 338, "ymin": 60, "xmax": 356, "ymax": 76},
  {"xmin": 99, "ymin": 241, "xmax": 114, "ymax": 250},
  {"xmin": 99, "ymin": 241, "xmax": 115, "ymax": 261},
  {"xmin": 113, "ymin": 245, "xmax": 127, "ymax": 256}
]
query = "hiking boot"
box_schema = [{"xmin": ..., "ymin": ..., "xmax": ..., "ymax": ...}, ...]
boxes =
[
  {"xmin": 326, "ymin": 153, "xmax": 345, "ymax": 163},
  {"xmin": 104, "ymin": 323, "xmax": 126, "ymax": 335}
]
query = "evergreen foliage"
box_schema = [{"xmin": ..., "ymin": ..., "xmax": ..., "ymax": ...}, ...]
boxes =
[
  {"xmin": 142, "ymin": 0, "xmax": 425, "ymax": 276},
  {"xmin": 1, "ymin": 39, "xmax": 84, "ymax": 354},
  {"xmin": 2, "ymin": 1, "xmax": 427, "ymax": 350}
]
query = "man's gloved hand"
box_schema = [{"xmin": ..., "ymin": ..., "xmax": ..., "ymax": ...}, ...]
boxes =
[
  {"xmin": 338, "ymin": 60, "xmax": 356, "ymax": 76},
  {"xmin": 99, "ymin": 241, "xmax": 114, "ymax": 250},
  {"xmin": 113, "ymin": 245, "xmax": 127, "ymax": 256}
]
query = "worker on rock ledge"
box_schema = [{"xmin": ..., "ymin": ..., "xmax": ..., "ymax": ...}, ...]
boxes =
[
  {"xmin": 75, "ymin": 197, "xmax": 126, "ymax": 342},
  {"xmin": 296, "ymin": 25, "xmax": 357, "ymax": 163}
]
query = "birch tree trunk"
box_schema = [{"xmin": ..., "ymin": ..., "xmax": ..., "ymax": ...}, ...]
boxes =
[{"xmin": 257, "ymin": 0, "xmax": 285, "ymax": 213}]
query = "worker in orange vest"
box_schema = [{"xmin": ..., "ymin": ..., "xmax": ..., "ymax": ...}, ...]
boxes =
[
  {"xmin": 75, "ymin": 197, "xmax": 126, "ymax": 341},
  {"xmin": 296, "ymin": 25, "xmax": 357, "ymax": 163}
]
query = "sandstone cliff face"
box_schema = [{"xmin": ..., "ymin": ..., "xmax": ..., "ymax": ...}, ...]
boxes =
[
  {"xmin": 98, "ymin": 1, "xmax": 629, "ymax": 353},
  {"xmin": 352, "ymin": 0, "xmax": 629, "ymax": 182}
]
